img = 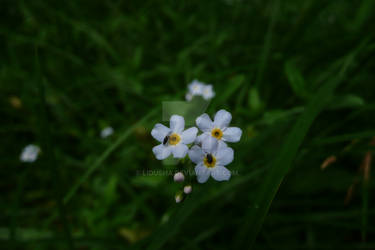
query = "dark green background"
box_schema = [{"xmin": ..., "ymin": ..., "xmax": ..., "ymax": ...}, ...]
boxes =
[{"xmin": 1, "ymin": 0, "xmax": 375, "ymax": 249}]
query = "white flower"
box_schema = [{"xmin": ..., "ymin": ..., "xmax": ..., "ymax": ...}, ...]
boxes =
[
  {"xmin": 185, "ymin": 79, "xmax": 215, "ymax": 101},
  {"xmin": 188, "ymin": 80, "xmax": 204, "ymax": 95},
  {"xmin": 202, "ymin": 84, "xmax": 215, "ymax": 100},
  {"xmin": 20, "ymin": 144, "xmax": 40, "ymax": 163},
  {"xmin": 151, "ymin": 115, "xmax": 198, "ymax": 160},
  {"xmin": 100, "ymin": 126, "xmax": 114, "ymax": 138},
  {"xmin": 188, "ymin": 137, "xmax": 234, "ymax": 183},
  {"xmin": 196, "ymin": 109, "xmax": 242, "ymax": 146},
  {"xmin": 174, "ymin": 172, "xmax": 185, "ymax": 182}
]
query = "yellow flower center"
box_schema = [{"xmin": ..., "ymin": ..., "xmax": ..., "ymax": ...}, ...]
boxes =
[
  {"xmin": 203, "ymin": 154, "xmax": 216, "ymax": 168},
  {"xmin": 211, "ymin": 128, "xmax": 223, "ymax": 140},
  {"xmin": 168, "ymin": 133, "xmax": 181, "ymax": 145}
]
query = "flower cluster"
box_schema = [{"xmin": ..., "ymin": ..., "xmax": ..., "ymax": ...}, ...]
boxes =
[
  {"xmin": 151, "ymin": 81, "xmax": 241, "ymax": 202},
  {"xmin": 190, "ymin": 110, "xmax": 242, "ymax": 183},
  {"xmin": 151, "ymin": 109, "xmax": 242, "ymax": 201},
  {"xmin": 185, "ymin": 80, "xmax": 215, "ymax": 101}
]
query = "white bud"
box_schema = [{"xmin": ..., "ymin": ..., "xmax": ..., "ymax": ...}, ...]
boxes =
[
  {"xmin": 174, "ymin": 172, "xmax": 185, "ymax": 182},
  {"xmin": 183, "ymin": 185, "xmax": 192, "ymax": 194},
  {"xmin": 175, "ymin": 194, "xmax": 183, "ymax": 203}
]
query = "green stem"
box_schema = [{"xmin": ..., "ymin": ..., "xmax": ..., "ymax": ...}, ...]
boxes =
[{"xmin": 35, "ymin": 49, "xmax": 75, "ymax": 250}]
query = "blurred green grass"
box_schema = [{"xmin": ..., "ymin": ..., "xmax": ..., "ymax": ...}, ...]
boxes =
[{"xmin": 1, "ymin": 0, "xmax": 375, "ymax": 249}]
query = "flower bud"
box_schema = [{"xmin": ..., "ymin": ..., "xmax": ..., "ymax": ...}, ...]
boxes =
[
  {"xmin": 183, "ymin": 185, "xmax": 192, "ymax": 194},
  {"xmin": 174, "ymin": 172, "xmax": 185, "ymax": 182},
  {"xmin": 175, "ymin": 193, "xmax": 183, "ymax": 203}
]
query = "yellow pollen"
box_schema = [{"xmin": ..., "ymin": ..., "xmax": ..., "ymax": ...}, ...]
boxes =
[
  {"xmin": 211, "ymin": 128, "xmax": 223, "ymax": 140},
  {"xmin": 168, "ymin": 133, "xmax": 181, "ymax": 145},
  {"xmin": 203, "ymin": 154, "xmax": 216, "ymax": 168}
]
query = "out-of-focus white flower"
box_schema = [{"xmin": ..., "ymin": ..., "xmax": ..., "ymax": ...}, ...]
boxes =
[
  {"xmin": 20, "ymin": 144, "xmax": 40, "ymax": 163},
  {"xmin": 196, "ymin": 109, "xmax": 242, "ymax": 147},
  {"xmin": 184, "ymin": 185, "xmax": 192, "ymax": 194},
  {"xmin": 185, "ymin": 79, "xmax": 215, "ymax": 101},
  {"xmin": 189, "ymin": 137, "xmax": 234, "ymax": 183},
  {"xmin": 202, "ymin": 84, "xmax": 215, "ymax": 100},
  {"xmin": 174, "ymin": 172, "xmax": 185, "ymax": 182},
  {"xmin": 188, "ymin": 80, "xmax": 204, "ymax": 95},
  {"xmin": 151, "ymin": 115, "xmax": 198, "ymax": 160},
  {"xmin": 101, "ymin": 126, "xmax": 114, "ymax": 138}
]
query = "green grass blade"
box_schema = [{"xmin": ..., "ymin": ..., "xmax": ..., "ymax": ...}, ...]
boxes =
[
  {"xmin": 35, "ymin": 50, "xmax": 75, "ymax": 249},
  {"xmin": 284, "ymin": 59, "xmax": 310, "ymax": 99},
  {"xmin": 254, "ymin": 0, "xmax": 280, "ymax": 88},
  {"xmin": 234, "ymin": 39, "xmax": 368, "ymax": 249},
  {"xmin": 362, "ymin": 177, "xmax": 369, "ymax": 241},
  {"xmin": 311, "ymin": 130, "xmax": 375, "ymax": 145},
  {"xmin": 210, "ymin": 74, "xmax": 245, "ymax": 111},
  {"xmin": 63, "ymin": 107, "xmax": 159, "ymax": 204}
]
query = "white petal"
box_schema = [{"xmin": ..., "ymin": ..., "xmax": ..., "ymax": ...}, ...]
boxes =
[
  {"xmin": 222, "ymin": 127, "xmax": 242, "ymax": 142},
  {"xmin": 218, "ymin": 140, "xmax": 228, "ymax": 148},
  {"xmin": 216, "ymin": 145, "xmax": 234, "ymax": 166},
  {"xmin": 171, "ymin": 144, "xmax": 188, "ymax": 158},
  {"xmin": 181, "ymin": 127, "xmax": 198, "ymax": 144},
  {"xmin": 151, "ymin": 123, "xmax": 171, "ymax": 142},
  {"xmin": 195, "ymin": 163, "xmax": 210, "ymax": 183},
  {"xmin": 195, "ymin": 133, "xmax": 209, "ymax": 145},
  {"xmin": 213, "ymin": 109, "xmax": 232, "ymax": 129},
  {"xmin": 188, "ymin": 145, "xmax": 204, "ymax": 164},
  {"xmin": 170, "ymin": 115, "xmax": 185, "ymax": 133},
  {"xmin": 202, "ymin": 136, "xmax": 218, "ymax": 154},
  {"xmin": 196, "ymin": 113, "xmax": 213, "ymax": 132},
  {"xmin": 152, "ymin": 144, "xmax": 171, "ymax": 160},
  {"xmin": 211, "ymin": 165, "xmax": 231, "ymax": 181}
]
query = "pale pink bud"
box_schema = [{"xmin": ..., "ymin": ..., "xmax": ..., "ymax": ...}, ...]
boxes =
[
  {"xmin": 183, "ymin": 185, "xmax": 192, "ymax": 194},
  {"xmin": 174, "ymin": 172, "xmax": 185, "ymax": 182}
]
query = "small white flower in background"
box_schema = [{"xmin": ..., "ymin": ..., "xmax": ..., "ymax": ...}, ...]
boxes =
[
  {"xmin": 185, "ymin": 79, "xmax": 215, "ymax": 101},
  {"xmin": 202, "ymin": 84, "xmax": 215, "ymax": 100},
  {"xmin": 189, "ymin": 137, "xmax": 234, "ymax": 183},
  {"xmin": 151, "ymin": 115, "xmax": 198, "ymax": 160},
  {"xmin": 101, "ymin": 126, "xmax": 114, "ymax": 138},
  {"xmin": 174, "ymin": 172, "xmax": 185, "ymax": 182},
  {"xmin": 20, "ymin": 144, "xmax": 40, "ymax": 163},
  {"xmin": 196, "ymin": 109, "xmax": 242, "ymax": 147},
  {"xmin": 188, "ymin": 80, "xmax": 204, "ymax": 95},
  {"xmin": 184, "ymin": 185, "xmax": 192, "ymax": 194}
]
